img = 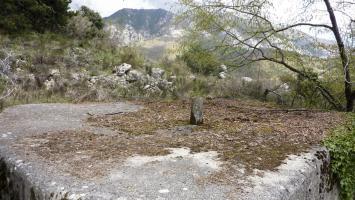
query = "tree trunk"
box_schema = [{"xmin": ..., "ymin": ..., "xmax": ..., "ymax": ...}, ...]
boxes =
[{"xmin": 324, "ymin": 0, "xmax": 354, "ymax": 112}]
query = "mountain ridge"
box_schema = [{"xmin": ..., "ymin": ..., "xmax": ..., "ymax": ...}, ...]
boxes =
[
  {"xmin": 105, "ymin": 8, "xmax": 174, "ymax": 39},
  {"xmin": 104, "ymin": 8, "xmax": 330, "ymax": 58}
]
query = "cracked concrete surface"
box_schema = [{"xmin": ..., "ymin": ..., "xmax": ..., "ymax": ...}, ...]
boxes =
[{"xmin": 0, "ymin": 103, "xmax": 340, "ymax": 200}]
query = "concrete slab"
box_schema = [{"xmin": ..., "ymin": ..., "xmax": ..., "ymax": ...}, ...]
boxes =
[{"xmin": 0, "ymin": 103, "xmax": 340, "ymax": 200}]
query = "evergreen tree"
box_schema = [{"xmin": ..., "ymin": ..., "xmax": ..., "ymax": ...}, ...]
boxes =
[
  {"xmin": 0, "ymin": 0, "xmax": 72, "ymax": 33},
  {"xmin": 66, "ymin": 6, "xmax": 104, "ymax": 38},
  {"xmin": 79, "ymin": 6, "xmax": 104, "ymax": 31}
]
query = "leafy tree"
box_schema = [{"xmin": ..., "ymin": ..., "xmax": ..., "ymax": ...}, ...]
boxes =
[
  {"xmin": 66, "ymin": 14, "xmax": 95, "ymax": 39},
  {"xmin": 67, "ymin": 6, "xmax": 104, "ymax": 38},
  {"xmin": 0, "ymin": 0, "xmax": 31, "ymax": 33},
  {"xmin": 0, "ymin": 0, "xmax": 72, "ymax": 33},
  {"xmin": 79, "ymin": 6, "xmax": 104, "ymax": 31},
  {"xmin": 181, "ymin": 43, "xmax": 220, "ymax": 75},
  {"xmin": 179, "ymin": 0, "xmax": 355, "ymax": 111}
]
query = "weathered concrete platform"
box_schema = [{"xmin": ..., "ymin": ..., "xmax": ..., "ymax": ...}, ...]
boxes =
[{"xmin": 0, "ymin": 103, "xmax": 340, "ymax": 200}]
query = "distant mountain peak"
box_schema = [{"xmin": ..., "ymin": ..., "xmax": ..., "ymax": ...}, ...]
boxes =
[
  {"xmin": 116, "ymin": 8, "xmax": 168, "ymax": 12},
  {"xmin": 105, "ymin": 8, "xmax": 173, "ymax": 38}
]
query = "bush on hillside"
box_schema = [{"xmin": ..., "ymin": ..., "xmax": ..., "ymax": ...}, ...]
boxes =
[
  {"xmin": 66, "ymin": 6, "xmax": 104, "ymax": 39},
  {"xmin": 79, "ymin": 6, "xmax": 104, "ymax": 31},
  {"xmin": 180, "ymin": 43, "xmax": 220, "ymax": 76},
  {"xmin": 66, "ymin": 14, "xmax": 95, "ymax": 39},
  {"xmin": 324, "ymin": 114, "xmax": 355, "ymax": 200},
  {"xmin": 117, "ymin": 46, "xmax": 145, "ymax": 68}
]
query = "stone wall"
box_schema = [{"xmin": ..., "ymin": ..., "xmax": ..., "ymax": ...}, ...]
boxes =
[
  {"xmin": 0, "ymin": 157, "xmax": 42, "ymax": 200},
  {"xmin": 243, "ymin": 148, "xmax": 340, "ymax": 200}
]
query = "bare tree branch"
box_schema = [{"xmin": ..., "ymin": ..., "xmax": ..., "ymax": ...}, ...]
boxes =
[{"xmin": 180, "ymin": 0, "xmax": 354, "ymax": 111}]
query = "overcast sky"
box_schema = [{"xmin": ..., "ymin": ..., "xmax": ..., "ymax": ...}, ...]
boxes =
[{"xmin": 70, "ymin": 0, "xmax": 177, "ymax": 17}]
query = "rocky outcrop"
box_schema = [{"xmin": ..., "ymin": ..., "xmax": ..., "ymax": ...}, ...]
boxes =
[
  {"xmin": 151, "ymin": 68, "xmax": 165, "ymax": 79},
  {"xmin": 114, "ymin": 63, "xmax": 132, "ymax": 77},
  {"xmin": 49, "ymin": 69, "xmax": 60, "ymax": 78},
  {"xmin": 126, "ymin": 70, "xmax": 143, "ymax": 83},
  {"xmin": 218, "ymin": 65, "xmax": 228, "ymax": 79},
  {"xmin": 105, "ymin": 24, "xmax": 144, "ymax": 45},
  {"xmin": 241, "ymin": 77, "xmax": 253, "ymax": 83},
  {"xmin": 88, "ymin": 75, "xmax": 127, "ymax": 88},
  {"xmin": 11, "ymin": 60, "xmax": 175, "ymax": 98},
  {"xmin": 44, "ymin": 79, "xmax": 56, "ymax": 91}
]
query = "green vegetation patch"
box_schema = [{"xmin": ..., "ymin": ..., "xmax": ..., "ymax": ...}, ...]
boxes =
[
  {"xmin": 324, "ymin": 114, "xmax": 355, "ymax": 200},
  {"xmin": 0, "ymin": 0, "xmax": 71, "ymax": 34}
]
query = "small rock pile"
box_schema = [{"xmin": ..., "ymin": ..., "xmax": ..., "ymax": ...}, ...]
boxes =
[
  {"xmin": 36, "ymin": 63, "xmax": 175, "ymax": 96},
  {"xmin": 111, "ymin": 63, "xmax": 174, "ymax": 94}
]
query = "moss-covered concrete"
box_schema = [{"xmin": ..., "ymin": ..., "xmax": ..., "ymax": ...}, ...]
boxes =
[{"xmin": 0, "ymin": 102, "xmax": 342, "ymax": 199}]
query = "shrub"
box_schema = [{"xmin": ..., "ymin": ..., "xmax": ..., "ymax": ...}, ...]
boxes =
[
  {"xmin": 280, "ymin": 74, "xmax": 322, "ymax": 107},
  {"xmin": 79, "ymin": 6, "xmax": 104, "ymax": 31},
  {"xmin": 117, "ymin": 46, "xmax": 145, "ymax": 68},
  {"xmin": 67, "ymin": 6, "xmax": 104, "ymax": 39},
  {"xmin": 66, "ymin": 15, "xmax": 94, "ymax": 39},
  {"xmin": 279, "ymin": 64, "xmax": 347, "ymax": 109},
  {"xmin": 324, "ymin": 114, "xmax": 355, "ymax": 200},
  {"xmin": 158, "ymin": 57, "xmax": 191, "ymax": 77},
  {"xmin": 180, "ymin": 43, "xmax": 220, "ymax": 76}
]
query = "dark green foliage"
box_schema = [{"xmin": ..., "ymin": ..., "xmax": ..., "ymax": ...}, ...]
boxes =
[
  {"xmin": 79, "ymin": 6, "xmax": 104, "ymax": 30},
  {"xmin": 280, "ymin": 72, "xmax": 322, "ymax": 108},
  {"xmin": 324, "ymin": 114, "xmax": 355, "ymax": 200},
  {"xmin": 180, "ymin": 44, "xmax": 220, "ymax": 75},
  {"xmin": 0, "ymin": 0, "xmax": 72, "ymax": 33},
  {"xmin": 67, "ymin": 6, "xmax": 104, "ymax": 39}
]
